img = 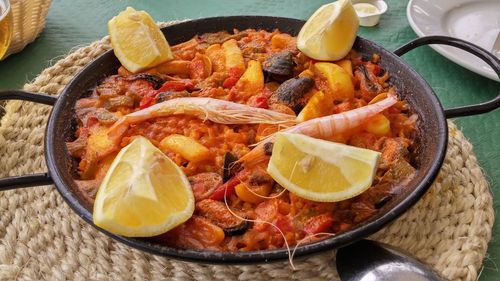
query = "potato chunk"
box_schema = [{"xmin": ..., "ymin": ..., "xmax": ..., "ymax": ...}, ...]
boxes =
[
  {"xmin": 160, "ymin": 134, "xmax": 210, "ymax": 162},
  {"xmin": 235, "ymin": 60, "xmax": 264, "ymax": 94},
  {"xmin": 313, "ymin": 62, "xmax": 354, "ymax": 100},
  {"xmin": 222, "ymin": 39, "xmax": 245, "ymax": 72}
]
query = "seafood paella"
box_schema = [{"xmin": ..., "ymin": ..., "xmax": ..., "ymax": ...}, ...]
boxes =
[{"xmin": 67, "ymin": 6, "xmax": 418, "ymax": 252}]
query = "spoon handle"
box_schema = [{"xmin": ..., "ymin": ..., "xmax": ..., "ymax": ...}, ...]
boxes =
[{"xmin": 336, "ymin": 240, "xmax": 447, "ymax": 281}]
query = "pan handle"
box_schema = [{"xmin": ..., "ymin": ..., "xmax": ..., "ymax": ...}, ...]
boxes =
[
  {"xmin": 393, "ymin": 36, "xmax": 500, "ymax": 118},
  {"xmin": 0, "ymin": 90, "xmax": 56, "ymax": 190}
]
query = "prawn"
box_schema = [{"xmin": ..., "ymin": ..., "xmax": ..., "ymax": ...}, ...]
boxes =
[
  {"xmin": 107, "ymin": 97, "xmax": 296, "ymax": 140},
  {"xmin": 238, "ymin": 94, "xmax": 398, "ymax": 167}
]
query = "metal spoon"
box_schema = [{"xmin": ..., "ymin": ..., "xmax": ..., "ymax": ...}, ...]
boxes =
[{"xmin": 336, "ymin": 240, "xmax": 447, "ymax": 281}]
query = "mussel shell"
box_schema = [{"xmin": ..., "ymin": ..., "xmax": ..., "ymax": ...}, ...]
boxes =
[
  {"xmin": 156, "ymin": 90, "xmax": 191, "ymax": 103},
  {"xmin": 223, "ymin": 152, "xmax": 241, "ymax": 182},
  {"xmin": 224, "ymin": 220, "xmax": 252, "ymax": 236},
  {"xmin": 271, "ymin": 77, "xmax": 314, "ymax": 113},
  {"xmin": 124, "ymin": 74, "xmax": 164, "ymax": 89},
  {"xmin": 263, "ymin": 51, "xmax": 295, "ymax": 82}
]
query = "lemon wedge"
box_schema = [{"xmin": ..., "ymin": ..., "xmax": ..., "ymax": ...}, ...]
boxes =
[
  {"xmin": 93, "ymin": 136, "xmax": 194, "ymax": 237},
  {"xmin": 267, "ymin": 133, "xmax": 380, "ymax": 202},
  {"xmin": 108, "ymin": 7, "xmax": 174, "ymax": 73},
  {"xmin": 297, "ymin": 0, "xmax": 359, "ymax": 61}
]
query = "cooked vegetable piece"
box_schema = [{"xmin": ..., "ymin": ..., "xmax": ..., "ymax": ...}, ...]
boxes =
[
  {"xmin": 234, "ymin": 60, "xmax": 264, "ymax": 94},
  {"xmin": 235, "ymin": 183, "xmax": 272, "ymax": 204},
  {"xmin": 222, "ymin": 39, "xmax": 245, "ymax": 72},
  {"xmin": 304, "ymin": 214, "xmax": 335, "ymax": 235},
  {"xmin": 296, "ymin": 90, "xmax": 334, "ymax": 122},
  {"xmin": 151, "ymin": 60, "xmax": 191, "ymax": 76},
  {"xmin": 190, "ymin": 53, "xmax": 212, "ymax": 79},
  {"xmin": 364, "ymin": 113, "xmax": 390, "ymax": 136},
  {"xmin": 210, "ymin": 170, "xmax": 249, "ymax": 201},
  {"xmin": 223, "ymin": 67, "xmax": 244, "ymax": 88},
  {"xmin": 298, "ymin": 69, "xmax": 314, "ymax": 78},
  {"xmin": 270, "ymin": 77, "xmax": 314, "ymax": 113},
  {"xmin": 271, "ymin": 33, "xmax": 296, "ymax": 50},
  {"xmin": 87, "ymin": 126, "xmax": 117, "ymax": 159},
  {"xmin": 313, "ymin": 62, "xmax": 354, "ymax": 100},
  {"xmin": 335, "ymin": 59, "xmax": 353, "ymax": 77},
  {"xmin": 196, "ymin": 199, "xmax": 250, "ymax": 236},
  {"xmin": 369, "ymin": 92, "xmax": 388, "ymax": 104},
  {"xmin": 160, "ymin": 134, "xmax": 210, "ymax": 163},
  {"xmin": 205, "ymin": 44, "xmax": 226, "ymax": 72}
]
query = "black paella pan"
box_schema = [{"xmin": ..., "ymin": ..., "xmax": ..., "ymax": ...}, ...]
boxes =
[{"xmin": 0, "ymin": 16, "xmax": 498, "ymax": 263}]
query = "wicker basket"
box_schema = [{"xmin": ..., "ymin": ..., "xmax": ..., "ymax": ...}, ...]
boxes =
[{"xmin": 3, "ymin": 0, "xmax": 51, "ymax": 58}]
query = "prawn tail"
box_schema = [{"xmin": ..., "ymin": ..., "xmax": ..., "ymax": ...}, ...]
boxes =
[{"xmin": 237, "ymin": 142, "xmax": 271, "ymax": 168}]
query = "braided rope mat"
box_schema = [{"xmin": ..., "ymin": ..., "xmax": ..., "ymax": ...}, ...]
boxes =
[{"xmin": 0, "ymin": 22, "xmax": 494, "ymax": 281}]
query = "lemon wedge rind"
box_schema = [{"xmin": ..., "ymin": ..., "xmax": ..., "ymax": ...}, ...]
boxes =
[
  {"xmin": 93, "ymin": 136, "xmax": 194, "ymax": 237},
  {"xmin": 297, "ymin": 0, "xmax": 360, "ymax": 61},
  {"xmin": 108, "ymin": 7, "xmax": 174, "ymax": 73},
  {"xmin": 267, "ymin": 132, "xmax": 380, "ymax": 202}
]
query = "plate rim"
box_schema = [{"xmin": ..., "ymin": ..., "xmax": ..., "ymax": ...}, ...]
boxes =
[{"xmin": 406, "ymin": 0, "xmax": 500, "ymax": 82}]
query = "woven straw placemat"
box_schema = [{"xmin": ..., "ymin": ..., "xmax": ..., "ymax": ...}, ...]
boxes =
[{"xmin": 0, "ymin": 22, "xmax": 494, "ymax": 281}]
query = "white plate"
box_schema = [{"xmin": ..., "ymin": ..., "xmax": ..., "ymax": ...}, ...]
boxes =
[{"xmin": 407, "ymin": 0, "xmax": 500, "ymax": 82}]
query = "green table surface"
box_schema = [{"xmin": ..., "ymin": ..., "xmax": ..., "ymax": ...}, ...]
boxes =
[{"xmin": 0, "ymin": 0, "xmax": 499, "ymax": 278}]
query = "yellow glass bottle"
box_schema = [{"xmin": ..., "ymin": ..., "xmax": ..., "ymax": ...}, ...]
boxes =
[{"xmin": 0, "ymin": 0, "xmax": 13, "ymax": 60}]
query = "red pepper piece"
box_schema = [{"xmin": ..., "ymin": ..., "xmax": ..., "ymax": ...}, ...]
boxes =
[
  {"xmin": 255, "ymin": 96, "xmax": 268, "ymax": 109},
  {"xmin": 222, "ymin": 67, "xmax": 244, "ymax": 88},
  {"xmin": 304, "ymin": 214, "xmax": 335, "ymax": 235},
  {"xmin": 222, "ymin": 77, "xmax": 239, "ymax": 88},
  {"xmin": 85, "ymin": 116, "xmax": 99, "ymax": 128},
  {"xmin": 157, "ymin": 80, "xmax": 194, "ymax": 92},
  {"xmin": 209, "ymin": 170, "xmax": 249, "ymax": 201},
  {"xmin": 209, "ymin": 176, "xmax": 240, "ymax": 201},
  {"xmin": 228, "ymin": 67, "xmax": 244, "ymax": 78},
  {"xmin": 139, "ymin": 95, "xmax": 155, "ymax": 109}
]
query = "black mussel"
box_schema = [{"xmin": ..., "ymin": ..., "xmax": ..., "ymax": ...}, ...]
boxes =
[
  {"xmin": 223, "ymin": 152, "xmax": 240, "ymax": 182},
  {"xmin": 124, "ymin": 74, "xmax": 164, "ymax": 90},
  {"xmin": 223, "ymin": 220, "xmax": 252, "ymax": 236},
  {"xmin": 270, "ymin": 77, "xmax": 314, "ymax": 113},
  {"xmin": 156, "ymin": 90, "xmax": 191, "ymax": 103},
  {"xmin": 263, "ymin": 51, "xmax": 295, "ymax": 82},
  {"xmin": 196, "ymin": 199, "xmax": 251, "ymax": 236}
]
